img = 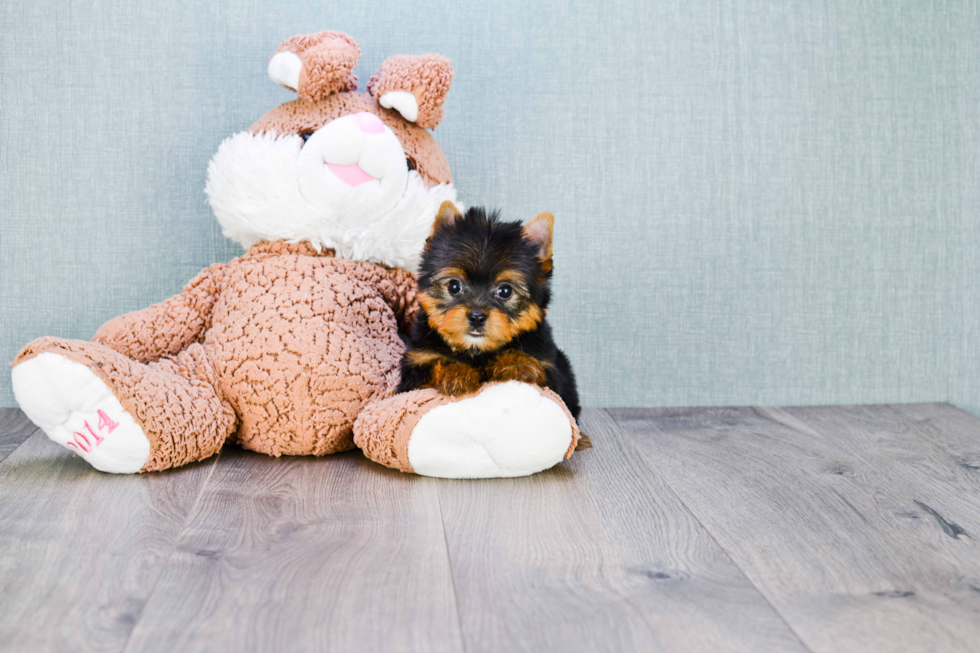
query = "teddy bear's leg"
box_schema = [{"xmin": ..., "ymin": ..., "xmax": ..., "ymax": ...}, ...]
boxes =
[
  {"xmin": 353, "ymin": 381, "xmax": 580, "ymax": 478},
  {"xmin": 12, "ymin": 338, "xmax": 236, "ymax": 473}
]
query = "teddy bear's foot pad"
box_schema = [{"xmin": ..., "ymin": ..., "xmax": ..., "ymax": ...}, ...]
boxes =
[
  {"xmin": 407, "ymin": 381, "xmax": 573, "ymax": 478},
  {"xmin": 12, "ymin": 352, "xmax": 150, "ymax": 473}
]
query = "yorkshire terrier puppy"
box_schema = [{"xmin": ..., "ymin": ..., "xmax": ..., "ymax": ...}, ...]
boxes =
[{"xmin": 398, "ymin": 201, "xmax": 589, "ymax": 447}]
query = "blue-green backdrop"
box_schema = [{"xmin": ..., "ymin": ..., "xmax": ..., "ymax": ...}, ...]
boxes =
[{"xmin": 2, "ymin": 1, "xmax": 979, "ymax": 411}]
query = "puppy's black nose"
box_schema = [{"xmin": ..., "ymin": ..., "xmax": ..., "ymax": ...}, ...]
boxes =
[{"xmin": 467, "ymin": 311, "xmax": 488, "ymax": 327}]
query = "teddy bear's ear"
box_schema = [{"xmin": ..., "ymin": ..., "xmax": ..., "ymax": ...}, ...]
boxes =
[
  {"xmin": 367, "ymin": 54, "xmax": 453, "ymax": 129},
  {"xmin": 268, "ymin": 31, "xmax": 361, "ymax": 102}
]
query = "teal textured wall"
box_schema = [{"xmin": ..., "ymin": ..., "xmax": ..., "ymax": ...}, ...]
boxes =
[{"xmin": 2, "ymin": 1, "xmax": 979, "ymax": 410}]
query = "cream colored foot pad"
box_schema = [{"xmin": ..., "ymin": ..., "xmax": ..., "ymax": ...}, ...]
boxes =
[{"xmin": 12, "ymin": 353, "xmax": 150, "ymax": 473}]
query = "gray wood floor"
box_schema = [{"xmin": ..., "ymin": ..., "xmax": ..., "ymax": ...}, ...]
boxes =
[{"xmin": 1, "ymin": 404, "xmax": 978, "ymax": 653}]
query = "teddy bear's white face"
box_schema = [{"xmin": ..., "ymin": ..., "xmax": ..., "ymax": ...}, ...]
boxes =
[
  {"xmin": 297, "ymin": 112, "xmax": 410, "ymax": 227},
  {"xmin": 205, "ymin": 114, "xmax": 457, "ymax": 273}
]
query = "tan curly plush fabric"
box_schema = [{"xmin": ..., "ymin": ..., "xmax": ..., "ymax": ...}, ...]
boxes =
[
  {"xmin": 367, "ymin": 54, "xmax": 453, "ymax": 129},
  {"xmin": 14, "ymin": 338, "xmax": 235, "ymax": 472},
  {"xmin": 354, "ymin": 383, "xmax": 581, "ymax": 473},
  {"xmin": 249, "ymin": 92, "xmax": 452, "ymax": 187},
  {"xmin": 12, "ymin": 30, "xmax": 581, "ymax": 478},
  {"xmin": 14, "ymin": 240, "xmax": 418, "ymax": 470},
  {"xmin": 354, "ymin": 388, "xmax": 455, "ymax": 472},
  {"xmin": 275, "ymin": 31, "xmax": 360, "ymax": 101}
]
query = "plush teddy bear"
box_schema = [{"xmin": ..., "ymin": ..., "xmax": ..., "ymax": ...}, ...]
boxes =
[{"xmin": 10, "ymin": 31, "xmax": 580, "ymax": 478}]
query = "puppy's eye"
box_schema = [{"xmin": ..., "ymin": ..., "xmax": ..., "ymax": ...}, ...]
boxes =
[
  {"xmin": 447, "ymin": 279, "xmax": 462, "ymax": 295},
  {"xmin": 496, "ymin": 284, "xmax": 513, "ymax": 300}
]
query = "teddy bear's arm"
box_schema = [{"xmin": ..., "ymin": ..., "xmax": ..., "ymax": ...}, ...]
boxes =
[
  {"xmin": 92, "ymin": 265, "xmax": 224, "ymax": 364},
  {"xmin": 373, "ymin": 266, "xmax": 420, "ymax": 333}
]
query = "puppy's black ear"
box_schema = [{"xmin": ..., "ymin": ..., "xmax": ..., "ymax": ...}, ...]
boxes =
[
  {"xmin": 431, "ymin": 201, "xmax": 462, "ymax": 237},
  {"xmin": 522, "ymin": 212, "xmax": 554, "ymax": 263}
]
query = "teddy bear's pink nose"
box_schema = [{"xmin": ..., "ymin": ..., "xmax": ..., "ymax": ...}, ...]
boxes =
[{"xmin": 352, "ymin": 112, "xmax": 385, "ymax": 134}]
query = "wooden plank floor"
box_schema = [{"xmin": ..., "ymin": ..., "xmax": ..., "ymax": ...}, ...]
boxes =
[{"xmin": 0, "ymin": 403, "xmax": 978, "ymax": 652}]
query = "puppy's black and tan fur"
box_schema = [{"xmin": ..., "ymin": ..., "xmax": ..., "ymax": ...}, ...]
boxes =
[{"xmin": 398, "ymin": 202, "xmax": 586, "ymax": 446}]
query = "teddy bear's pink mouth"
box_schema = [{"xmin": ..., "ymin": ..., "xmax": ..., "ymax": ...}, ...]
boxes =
[{"xmin": 326, "ymin": 162, "xmax": 376, "ymax": 187}]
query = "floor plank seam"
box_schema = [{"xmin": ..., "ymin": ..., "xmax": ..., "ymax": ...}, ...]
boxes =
[
  {"xmin": 603, "ymin": 409, "xmax": 818, "ymax": 653},
  {"xmin": 118, "ymin": 450, "xmax": 224, "ymax": 653},
  {"xmin": 434, "ymin": 478, "xmax": 470, "ymax": 653},
  {"xmin": 0, "ymin": 427, "xmax": 40, "ymax": 466}
]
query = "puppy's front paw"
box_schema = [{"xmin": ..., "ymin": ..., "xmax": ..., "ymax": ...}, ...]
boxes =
[
  {"xmin": 487, "ymin": 351, "xmax": 547, "ymax": 385},
  {"xmin": 429, "ymin": 361, "xmax": 482, "ymax": 396}
]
